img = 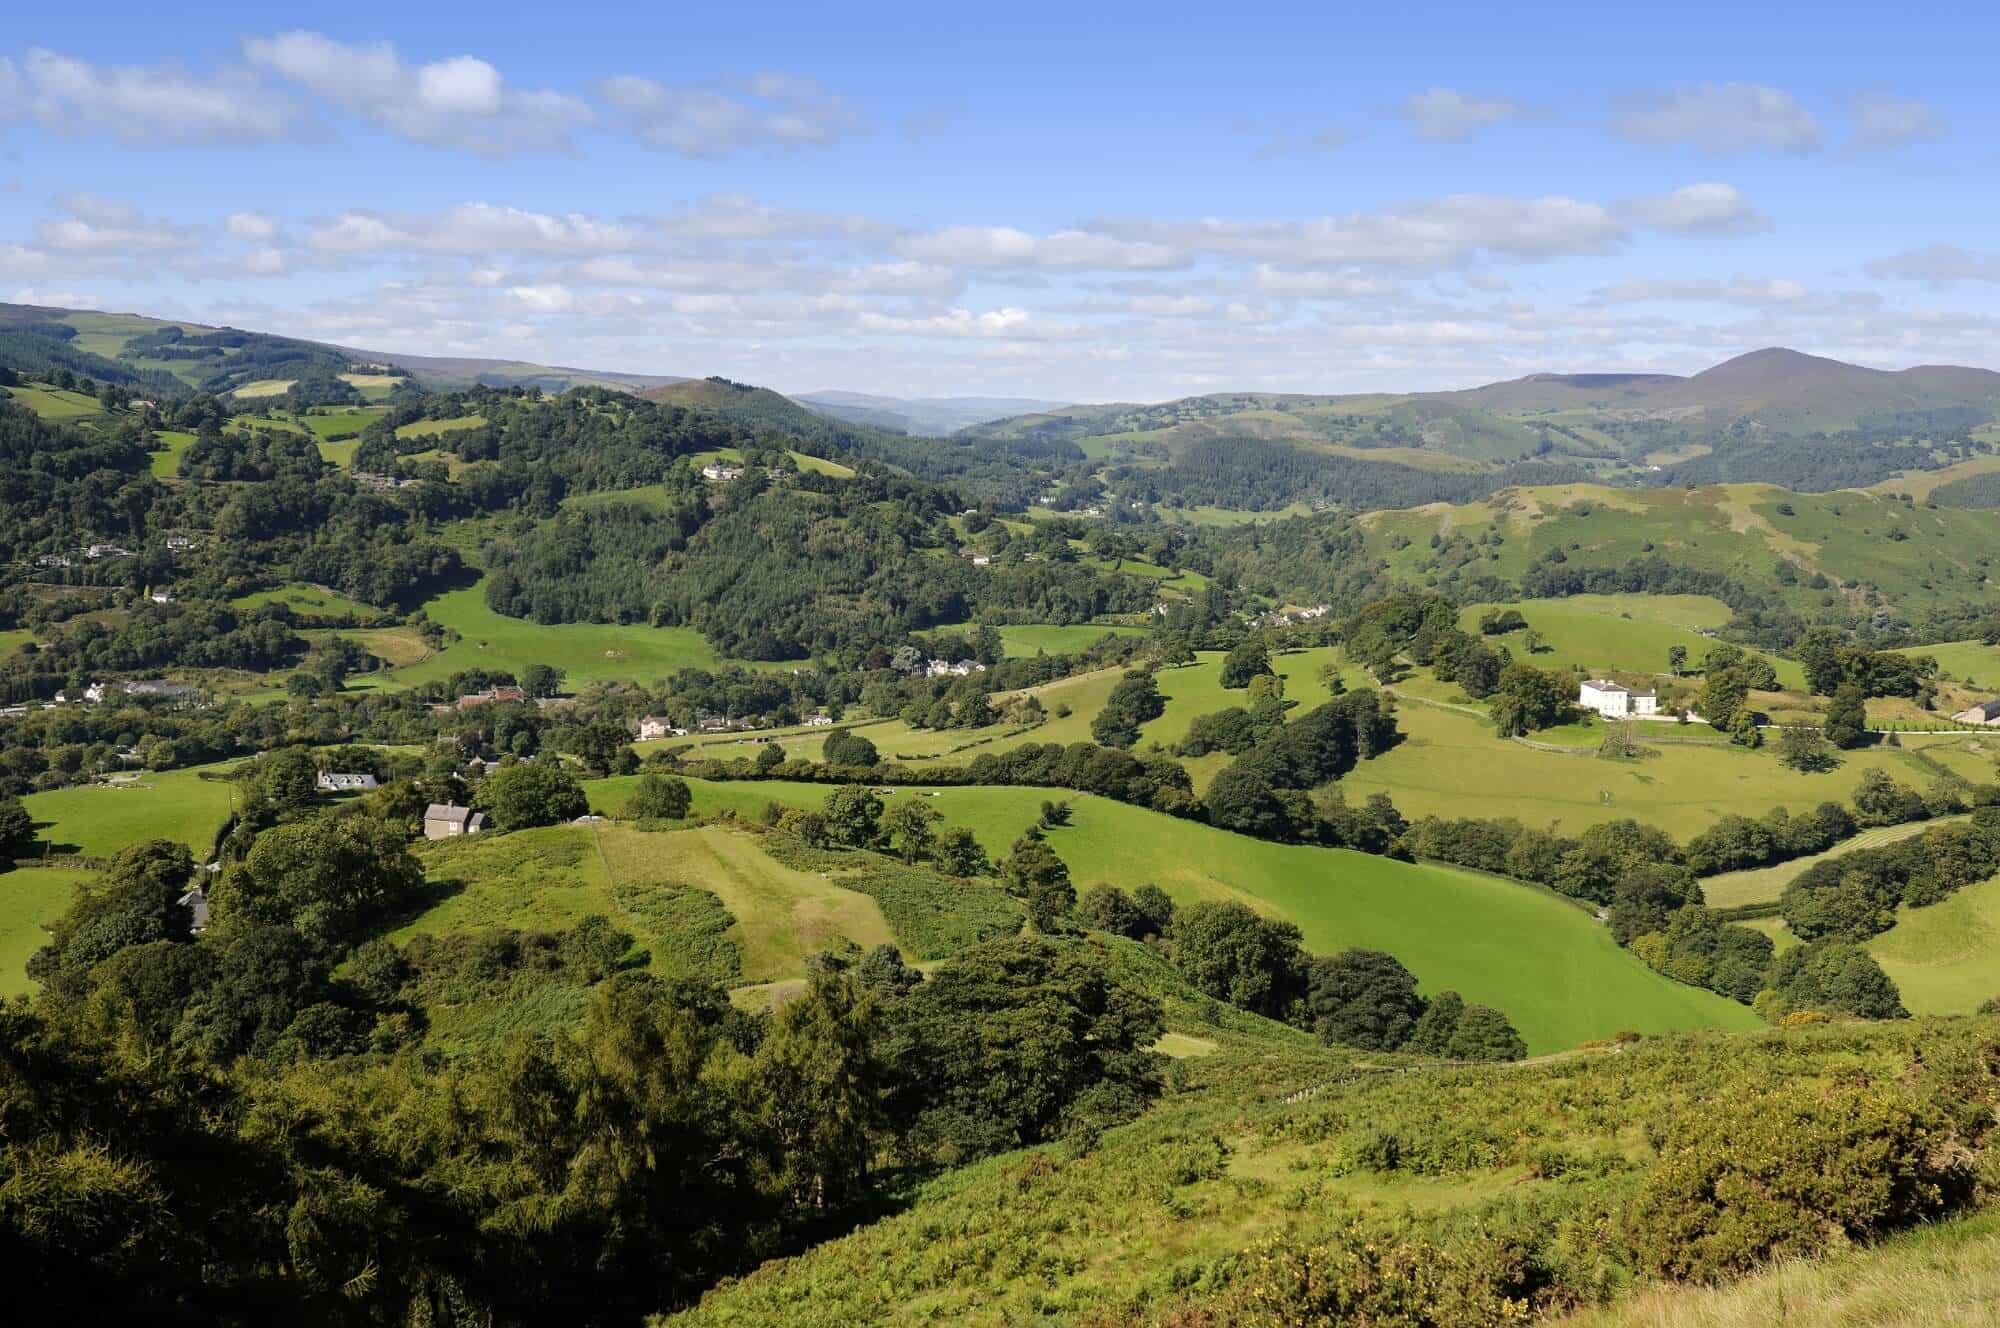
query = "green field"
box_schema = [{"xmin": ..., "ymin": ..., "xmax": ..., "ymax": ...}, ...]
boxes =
[
  {"xmin": 361, "ymin": 580, "xmax": 728, "ymax": 690},
  {"xmin": 994, "ymin": 623, "xmax": 1147, "ymax": 656},
  {"xmin": 397, "ymin": 822, "xmax": 894, "ymax": 989},
  {"xmin": 1458, "ymin": 594, "xmax": 1807, "ymax": 687},
  {"xmin": 0, "ymin": 629, "xmax": 35, "ymax": 659},
  {"xmin": 0, "ymin": 866, "xmax": 90, "ymax": 996},
  {"xmin": 232, "ymin": 583, "xmax": 385, "ymax": 622},
  {"xmin": 1892, "ymin": 638, "xmax": 2000, "ymax": 690},
  {"xmin": 1867, "ymin": 874, "xmax": 2000, "ymax": 1014},
  {"xmin": 149, "ymin": 429, "xmax": 198, "ymax": 477},
  {"xmin": 22, "ymin": 764, "xmax": 240, "ymax": 859},
  {"xmin": 688, "ymin": 445, "xmax": 856, "ymax": 479},
  {"xmin": 4, "ymin": 384, "xmax": 105, "ymax": 421},
  {"xmin": 1702, "ymin": 817, "xmax": 1959, "ymax": 910},
  {"xmin": 395, "ymin": 414, "xmax": 487, "ymax": 440},
  {"xmin": 231, "ymin": 379, "xmax": 296, "ymax": 398},
  {"xmin": 581, "ymin": 776, "xmax": 1756, "ymax": 1052},
  {"xmin": 1340, "ymin": 699, "xmax": 1985, "ymax": 841}
]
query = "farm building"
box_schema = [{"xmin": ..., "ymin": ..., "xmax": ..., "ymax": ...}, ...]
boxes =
[
  {"xmin": 1579, "ymin": 679, "xmax": 1658, "ymax": 719},
  {"xmin": 177, "ymin": 885, "xmax": 210, "ymax": 934},
  {"xmin": 458, "ymin": 686, "xmax": 527, "ymax": 709},
  {"xmin": 424, "ymin": 804, "xmax": 487, "ymax": 840},
  {"xmin": 636, "ymin": 715, "xmax": 679, "ymax": 741},
  {"xmin": 1952, "ymin": 698, "xmax": 2000, "ymax": 726}
]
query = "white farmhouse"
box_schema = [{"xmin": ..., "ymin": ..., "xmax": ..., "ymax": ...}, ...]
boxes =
[{"xmin": 1579, "ymin": 678, "xmax": 1658, "ymax": 719}]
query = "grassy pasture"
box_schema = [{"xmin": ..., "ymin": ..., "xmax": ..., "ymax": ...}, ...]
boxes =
[
  {"xmin": 1458, "ymin": 594, "xmax": 1808, "ymax": 685},
  {"xmin": 6, "ymin": 385, "xmax": 105, "ymax": 421},
  {"xmin": 1338, "ymin": 700, "xmax": 1983, "ymax": 841},
  {"xmin": 1867, "ymin": 874, "xmax": 2000, "ymax": 1014},
  {"xmin": 1892, "ymin": 638, "xmax": 2000, "ymax": 690},
  {"xmin": 231, "ymin": 379, "xmax": 296, "ymax": 398},
  {"xmin": 395, "ymin": 414, "xmax": 486, "ymax": 440},
  {"xmin": 581, "ymin": 776, "xmax": 1756, "ymax": 1052},
  {"xmin": 368, "ymin": 580, "xmax": 728, "ymax": 690},
  {"xmin": 994, "ymin": 623, "xmax": 1147, "ymax": 656},
  {"xmin": 0, "ymin": 629, "xmax": 37, "ymax": 659},
  {"xmin": 149, "ymin": 429, "xmax": 198, "ymax": 477},
  {"xmin": 688, "ymin": 446, "xmax": 856, "ymax": 479},
  {"xmin": 22, "ymin": 764, "xmax": 240, "ymax": 859},
  {"xmin": 1702, "ymin": 817, "xmax": 1955, "ymax": 910},
  {"xmin": 398, "ymin": 822, "xmax": 895, "ymax": 988},
  {"xmin": 0, "ymin": 866, "xmax": 91, "ymax": 996},
  {"xmin": 232, "ymin": 583, "xmax": 385, "ymax": 622}
]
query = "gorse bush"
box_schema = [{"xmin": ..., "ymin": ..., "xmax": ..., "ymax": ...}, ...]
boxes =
[{"xmin": 1624, "ymin": 1081, "xmax": 1977, "ymax": 1282}]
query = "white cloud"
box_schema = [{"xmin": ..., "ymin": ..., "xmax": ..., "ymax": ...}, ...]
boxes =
[
  {"xmin": 238, "ymin": 247, "xmax": 287, "ymax": 275},
  {"xmin": 308, "ymin": 204, "xmax": 649, "ymax": 256},
  {"xmin": 1847, "ymin": 92, "xmax": 1944, "ymax": 153},
  {"xmin": 0, "ymin": 48, "xmax": 295, "ymax": 144},
  {"xmin": 242, "ymin": 31, "xmax": 591, "ymax": 155},
  {"xmin": 1251, "ymin": 265, "xmax": 1401, "ymax": 298},
  {"xmin": 854, "ymin": 307, "xmax": 1085, "ymax": 340},
  {"xmin": 1613, "ymin": 83, "xmax": 1821, "ymax": 155},
  {"xmin": 1400, "ymin": 88, "xmax": 1537, "ymax": 142},
  {"xmin": 1866, "ymin": 243, "xmax": 2000, "ymax": 285},
  {"xmin": 896, "ymin": 226, "xmax": 1185, "ymax": 271},
  {"xmin": 1619, "ymin": 182, "xmax": 1768, "ymax": 234},
  {"xmin": 505, "ymin": 283, "xmax": 576, "ymax": 313},
  {"xmin": 9, "ymin": 286, "xmax": 102, "ymax": 308},
  {"xmin": 35, "ymin": 193, "xmax": 196, "ymax": 253},
  {"xmin": 1592, "ymin": 277, "xmax": 1809, "ymax": 306},
  {"xmin": 1104, "ymin": 195, "xmax": 1627, "ymax": 270},
  {"xmin": 599, "ymin": 71, "xmax": 859, "ymax": 158},
  {"xmin": 226, "ymin": 211, "xmax": 279, "ymax": 241}
]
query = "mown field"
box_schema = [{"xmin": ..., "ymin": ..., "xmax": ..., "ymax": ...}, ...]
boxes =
[
  {"xmin": 1892, "ymin": 637, "xmax": 2000, "ymax": 689},
  {"xmin": 394, "ymin": 414, "xmax": 486, "ymax": 440},
  {"xmin": 1702, "ymin": 818, "xmax": 1957, "ymax": 910},
  {"xmin": 397, "ymin": 822, "xmax": 894, "ymax": 988},
  {"xmin": 232, "ymin": 583, "xmax": 386, "ymax": 622},
  {"xmin": 1338, "ymin": 699, "xmax": 1992, "ymax": 841},
  {"xmin": 351, "ymin": 580, "xmax": 728, "ymax": 690},
  {"xmin": 994, "ymin": 623, "xmax": 1146, "ymax": 656},
  {"xmin": 1867, "ymin": 874, "xmax": 2000, "ymax": 1015},
  {"xmin": 0, "ymin": 866, "xmax": 91, "ymax": 996},
  {"xmin": 149, "ymin": 429, "xmax": 198, "ymax": 477},
  {"xmin": 21, "ymin": 763, "xmax": 240, "ymax": 859},
  {"xmin": 1457, "ymin": 593, "xmax": 1807, "ymax": 688},
  {"xmin": 580, "ymin": 776, "xmax": 1756, "ymax": 1052}
]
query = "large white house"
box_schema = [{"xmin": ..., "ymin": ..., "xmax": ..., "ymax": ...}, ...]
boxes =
[{"xmin": 1579, "ymin": 678, "xmax": 1658, "ymax": 719}]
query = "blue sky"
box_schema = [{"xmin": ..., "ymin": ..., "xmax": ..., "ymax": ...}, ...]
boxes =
[{"xmin": 2, "ymin": 1, "xmax": 1996, "ymax": 401}]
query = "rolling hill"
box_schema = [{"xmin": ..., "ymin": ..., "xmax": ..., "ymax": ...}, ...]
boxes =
[
  {"xmin": 963, "ymin": 348, "xmax": 2000, "ymax": 507},
  {"xmin": 794, "ymin": 390, "xmax": 1070, "ymax": 435}
]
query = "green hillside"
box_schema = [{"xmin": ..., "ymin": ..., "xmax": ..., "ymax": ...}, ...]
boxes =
[{"xmin": 665, "ymin": 1016, "xmax": 2000, "ymax": 1327}]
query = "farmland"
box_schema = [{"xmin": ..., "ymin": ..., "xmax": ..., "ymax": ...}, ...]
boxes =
[
  {"xmin": 0, "ymin": 865, "xmax": 90, "ymax": 996},
  {"xmin": 21, "ymin": 763, "xmax": 240, "ymax": 859},
  {"xmin": 1338, "ymin": 697, "xmax": 1987, "ymax": 840},
  {"xmin": 1867, "ymin": 874, "xmax": 2000, "ymax": 1014},
  {"xmin": 1456, "ymin": 593, "xmax": 1809, "ymax": 687},
  {"xmin": 348, "ymin": 580, "xmax": 728, "ymax": 690},
  {"xmin": 580, "ymin": 775, "xmax": 1757, "ymax": 1052}
]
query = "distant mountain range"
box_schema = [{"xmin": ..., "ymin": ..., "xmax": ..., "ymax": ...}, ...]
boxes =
[{"xmin": 792, "ymin": 390, "xmax": 1071, "ymax": 436}]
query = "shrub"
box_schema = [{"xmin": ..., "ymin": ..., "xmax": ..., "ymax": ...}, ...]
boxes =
[{"xmin": 1623, "ymin": 1082, "xmax": 1974, "ymax": 1282}]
